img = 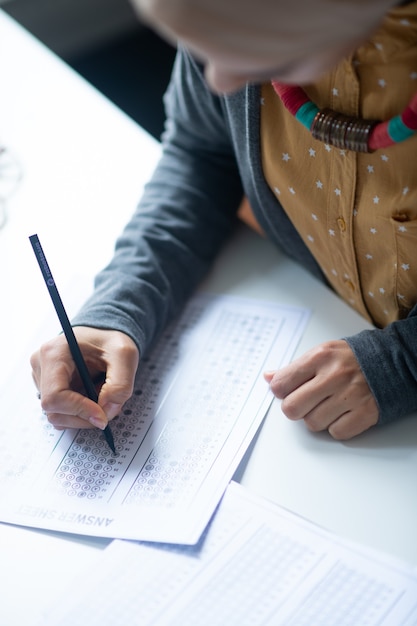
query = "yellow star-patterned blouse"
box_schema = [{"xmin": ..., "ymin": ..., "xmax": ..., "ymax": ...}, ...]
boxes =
[{"xmin": 260, "ymin": 2, "xmax": 417, "ymax": 328}]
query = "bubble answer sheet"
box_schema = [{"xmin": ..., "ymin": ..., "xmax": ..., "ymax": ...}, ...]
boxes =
[
  {"xmin": 43, "ymin": 481, "xmax": 417, "ymax": 626},
  {"xmin": 0, "ymin": 293, "xmax": 309, "ymax": 544}
]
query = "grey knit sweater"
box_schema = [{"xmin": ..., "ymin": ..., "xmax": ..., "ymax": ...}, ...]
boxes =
[{"xmin": 73, "ymin": 48, "xmax": 417, "ymax": 426}]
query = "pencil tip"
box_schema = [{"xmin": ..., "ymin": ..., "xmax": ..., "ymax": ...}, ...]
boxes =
[{"xmin": 104, "ymin": 424, "xmax": 116, "ymax": 455}]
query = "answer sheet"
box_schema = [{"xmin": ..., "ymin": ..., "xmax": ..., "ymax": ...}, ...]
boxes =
[
  {"xmin": 43, "ymin": 481, "xmax": 417, "ymax": 626},
  {"xmin": 0, "ymin": 294, "xmax": 309, "ymax": 544}
]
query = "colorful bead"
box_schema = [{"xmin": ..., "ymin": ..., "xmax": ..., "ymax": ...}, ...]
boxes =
[{"xmin": 271, "ymin": 81, "xmax": 417, "ymax": 153}]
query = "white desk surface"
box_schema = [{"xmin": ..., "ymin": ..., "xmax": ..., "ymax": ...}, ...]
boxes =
[{"xmin": 0, "ymin": 11, "xmax": 416, "ymax": 625}]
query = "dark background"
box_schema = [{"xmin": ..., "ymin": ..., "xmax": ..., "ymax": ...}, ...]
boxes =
[{"xmin": 68, "ymin": 25, "xmax": 177, "ymax": 141}]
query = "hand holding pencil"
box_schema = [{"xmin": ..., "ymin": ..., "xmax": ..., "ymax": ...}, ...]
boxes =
[{"xmin": 29, "ymin": 235, "xmax": 139, "ymax": 452}]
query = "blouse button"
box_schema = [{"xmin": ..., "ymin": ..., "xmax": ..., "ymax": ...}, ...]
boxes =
[
  {"xmin": 344, "ymin": 279, "xmax": 355, "ymax": 292},
  {"xmin": 392, "ymin": 211, "xmax": 410, "ymax": 222},
  {"xmin": 337, "ymin": 217, "xmax": 347, "ymax": 232}
]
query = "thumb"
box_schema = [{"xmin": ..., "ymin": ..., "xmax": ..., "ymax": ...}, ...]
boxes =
[
  {"xmin": 263, "ymin": 370, "xmax": 276, "ymax": 383},
  {"xmin": 99, "ymin": 370, "xmax": 136, "ymax": 420},
  {"xmin": 98, "ymin": 343, "xmax": 139, "ymax": 421}
]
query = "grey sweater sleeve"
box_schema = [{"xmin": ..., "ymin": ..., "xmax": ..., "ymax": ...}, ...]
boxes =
[
  {"xmin": 72, "ymin": 49, "xmax": 243, "ymax": 356},
  {"xmin": 345, "ymin": 304, "xmax": 417, "ymax": 425}
]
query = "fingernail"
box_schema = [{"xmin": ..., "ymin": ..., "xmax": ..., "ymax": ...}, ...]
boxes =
[
  {"xmin": 102, "ymin": 403, "xmax": 121, "ymax": 419},
  {"xmin": 263, "ymin": 371, "xmax": 275, "ymax": 380},
  {"xmin": 88, "ymin": 416, "xmax": 107, "ymax": 430}
]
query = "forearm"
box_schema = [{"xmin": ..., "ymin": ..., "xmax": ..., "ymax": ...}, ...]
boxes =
[{"xmin": 72, "ymin": 49, "xmax": 243, "ymax": 356}]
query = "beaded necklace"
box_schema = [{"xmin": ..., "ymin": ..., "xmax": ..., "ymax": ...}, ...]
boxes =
[{"xmin": 271, "ymin": 81, "xmax": 417, "ymax": 153}]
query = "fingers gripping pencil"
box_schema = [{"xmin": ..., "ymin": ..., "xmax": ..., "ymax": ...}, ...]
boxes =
[{"xmin": 29, "ymin": 234, "xmax": 116, "ymax": 454}]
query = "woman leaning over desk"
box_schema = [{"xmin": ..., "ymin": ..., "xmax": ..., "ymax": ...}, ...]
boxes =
[{"xmin": 31, "ymin": 0, "xmax": 417, "ymax": 440}]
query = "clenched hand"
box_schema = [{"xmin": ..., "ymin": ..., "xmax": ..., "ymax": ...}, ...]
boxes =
[{"xmin": 264, "ymin": 340, "xmax": 379, "ymax": 440}]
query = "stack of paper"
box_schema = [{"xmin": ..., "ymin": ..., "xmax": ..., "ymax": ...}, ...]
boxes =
[{"xmin": 43, "ymin": 481, "xmax": 417, "ymax": 626}]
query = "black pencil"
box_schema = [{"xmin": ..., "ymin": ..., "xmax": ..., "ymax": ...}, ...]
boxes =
[{"xmin": 29, "ymin": 233, "xmax": 116, "ymax": 454}]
